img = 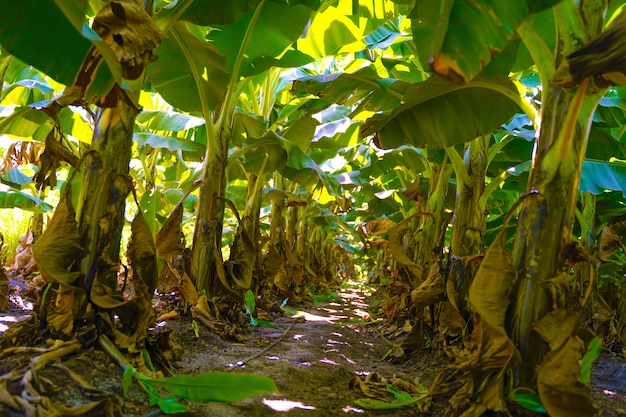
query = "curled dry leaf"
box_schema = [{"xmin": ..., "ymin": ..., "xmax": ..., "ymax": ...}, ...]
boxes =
[
  {"xmin": 43, "ymin": 285, "xmax": 87, "ymax": 336},
  {"xmin": 32, "ymin": 194, "xmax": 83, "ymax": 286},
  {"xmin": 0, "ymin": 265, "xmax": 8, "ymax": 310},
  {"xmin": 535, "ymin": 310, "xmax": 600, "ymax": 417},
  {"xmin": 598, "ymin": 226, "xmax": 624, "ymax": 262},
  {"xmin": 410, "ymin": 264, "xmax": 445, "ymax": 312},
  {"xmin": 93, "ymin": 0, "xmax": 167, "ymax": 80},
  {"xmin": 225, "ymin": 218, "xmax": 255, "ymax": 290},
  {"xmin": 155, "ymin": 201, "xmax": 185, "ymax": 261},
  {"xmin": 127, "ymin": 211, "xmax": 157, "ymax": 295},
  {"xmin": 430, "ymin": 231, "xmax": 519, "ymax": 416}
]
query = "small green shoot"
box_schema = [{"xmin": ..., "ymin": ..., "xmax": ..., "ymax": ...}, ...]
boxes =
[
  {"xmin": 510, "ymin": 387, "xmax": 546, "ymax": 413},
  {"xmin": 308, "ymin": 290, "xmax": 342, "ymax": 305},
  {"xmin": 245, "ymin": 290, "xmax": 280, "ymax": 329},
  {"xmin": 580, "ymin": 337, "xmax": 602, "ymax": 383},
  {"xmin": 355, "ymin": 385, "xmax": 429, "ymax": 409},
  {"xmin": 191, "ymin": 319, "xmax": 200, "ymax": 338}
]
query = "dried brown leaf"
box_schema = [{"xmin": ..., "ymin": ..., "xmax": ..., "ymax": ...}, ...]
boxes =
[
  {"xmin": 32, "ymin": 195, "xmax": 83, "ymax": 286},
  {"xmin": 127, "ymin": 211, "xmax": 157, "ymax": 295},
  {"xmin": 598, "ymin": 226, "xmax": 623, "ymax": 262},
  {"xmin": 388, "ymin": 217, "xmax": 418, "ymax": 266},
  {"xmin": 0, "ymin": 266, "xmax": 8, "ymax": 310},
  {"xmin": 537, "ymin": 337, "xmax": 600, "ymax": 417},
  {"xmin": 532, "ymin": 309, "xmax": 581, "ymax": 352},
  {"xmin": 225, "ymin": 218, "xmax": 255, "ymax": 289},
  {"xmin": 468, "ymin": 234, "xmax": 514, "ymax": 329},
  {"xmin": 361, "ymin": 218, "xmax": 397, "ymax": 236},
  {"xmin": 155, "ymin": 202, "xmax": 185, "ymax": 260},
  {"xmin": 43, "ymin": 285, "xmax": 86, "ymax": 336},
  {"xmin": 410, "ymin": 264, "xmax": 445, "ymax": 311},
  {"xmin": 93, "ymin": 0, "xmax": 167, "ymax": 80},
  {"xmin": 179, "ymin": 272, "xmax": 198, "ymax": 305}
]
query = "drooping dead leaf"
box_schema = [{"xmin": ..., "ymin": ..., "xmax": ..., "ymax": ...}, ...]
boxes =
[
  {"xmin": 553, "ymin": 18, "xmax": 626, "ymax": 89},
  {"xmin": 388, "ymin": 217, "xmax": 418, "ymax": 267},
  {"xmin": 0, "ymin": 266, "xmax": 8, "ymax": 310},
  {"xmin": 410, "ymin": 264, "xmax": 445, "ymax": 312},
  {"xmin": 532, "ymin": 309, "xmax": 581, "ymax": 352},
  {"xmin": 430, "ymin": 231, "xmax": 519, "ymax": 415},
  {"xmin": 93, "ymin": 0, "xmax": 167, "ymax": 80},
  {"xmin": 32, "ymin": 194, "xmax": 83, "ymax": 286},
  {"xmin": 42, "ymin": 285, "xmax": 87, "ymax": 336},
  {"xmin": 190, "ymin": 295, "xmax": 245, "ymax": 342},
  {"xmin": 179, "ymin": 272, "xmax": 199, "ymax": 305},
  {"xmin": 468, "ymin": 233, "xmax": 515, "ymax": 329},
  {"xmin": 591, "ymin": 292, "xmax": 615, "ymax": 335},
  {"xmin": 155, "ymin": 201, "xmax": 185, "ymax": 260},
  {"xmin": 535, "ymin": 311, "xmax": 600, "ymax": 417},
  {"xmin": 127, "ymin": 211, "xmax": 157, "ymax": 295},
  {"xmin": 439, "ymin": 300, "xmax": 466, "ymax": 339},
  {"xmin": 225, "ymin": 217, "xmax": 256, "ymax": 290},
  {"xmin": 598, "ymin": 226, "xmax": 624, "ymax": 262},
  {"xmin": 360, "ymin": 218, "xmax": 397, "ymax": 236}
]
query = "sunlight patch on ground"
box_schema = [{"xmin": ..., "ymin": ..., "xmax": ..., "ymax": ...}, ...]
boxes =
[
  {"xmin": 291, "ymin": 310, "xmax": 346, "ymax": 323},
  {"xmin": 0, "ymin": 314, "xmax": 31, "ymax": 333},
  {"xmin": 320, "ymin": 357, "xmax": 339, "ymax": 365},
  {"xmin": 342, "ymin": 405, "xmax": 365, "ymax": 413},
  {"xmin": 263, "ymin": 399, "xmax": 316, "ymax": 412}
]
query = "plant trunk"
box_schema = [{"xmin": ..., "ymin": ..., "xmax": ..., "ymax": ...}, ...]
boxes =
[
  {"xmin": 508, "ymin": 81, "xmax": 602, "ymax": 387},
  {"xmin": 76, "ymin": 87, "xmax": 138, "ymax": 291},
  {"xmin": 191, "ymin": 123, "xmax": 229, "ymax": 296},
  {"xmin": 449, "ymin": 137, "xmax": 488, "ymax": 318},
  {"xmin": 410, "ymin": 159, "xmax": 452, "ymax": 288}
]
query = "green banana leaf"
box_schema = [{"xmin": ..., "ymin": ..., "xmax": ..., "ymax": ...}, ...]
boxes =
[
  {"xmin": 136, "ymin": 110, "xmax": 205, "ymax": 131},
  {"xmin": 362, "ymin": 76, "xmax": 521, "ymax": 148},
  {"xmin": 0, "ymin": 0, "xmax": 120, "ymax": 98},
  {"xmin": 240, "ymin": 132, "xmax": 329, "ymax": 190},
  {"xmin": 207, "ymin": 1, "xmax": 317, "ymax": 77},
  {"xmin": 0, "ymin": 187, "xmax": 53, "ymax": 212},
  {"xmin": 410, "ymin": 0, "xmax": 563, "ymax": 83},
  {"xmin": 147, "ymin": 22, "xmax": 229, "ymax": 113}
]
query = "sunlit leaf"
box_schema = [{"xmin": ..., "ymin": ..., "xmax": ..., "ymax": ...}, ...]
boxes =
[
  {"xmin": 414, "ymin": 0, "xmax": 563, "ymax": 83},
  {"xmin": 0, "ymin": 187, "xmax": 53, "ymax": 212},
  {"xmin": 134, "ymin": 132, "xmax": 205, "ymax": 155},
  {"xmin": 208, "ymin": 2, "xmax": 316, "ymax": 77},
  {"xmin": 147, "ymin": 22, "xmax": 229, "ymax": 112}
]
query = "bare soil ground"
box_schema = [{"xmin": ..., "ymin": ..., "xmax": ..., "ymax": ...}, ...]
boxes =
[{"xmin": 1, "ymin": 284, "xmax": 626, "ymax": 417}]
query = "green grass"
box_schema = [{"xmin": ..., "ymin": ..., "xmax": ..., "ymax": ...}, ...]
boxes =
[{"xmin": 0, "ymin": 208, "xmax": 32, "ymax": 265}]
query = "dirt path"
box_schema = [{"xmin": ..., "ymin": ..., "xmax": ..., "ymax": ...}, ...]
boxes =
[
  {"xmin": 167, "ymin": 286, "xmax": 444, "ymax": 416},
  {"xmin": 1, "ymin": 285, "xmax": 626, "ymax": 416}
]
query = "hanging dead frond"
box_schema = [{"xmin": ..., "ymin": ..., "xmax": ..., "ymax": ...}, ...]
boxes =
[
  {"xmin": 127, "ymin": 211, "xmax": 157, "ymax": 295},
  {"xmin": 430, "ymin": 230, "xmax": 520, "ymax": 416},
  {"xmin": 93, "ymin": 0, "xmax": 166, "ymax": 80},
  {"xmin": 32, "ymin": 193, "xmax": 83, "ymax": 286},
  {"xmin": 534, "ymin": 310, "xmax": 600, "ymax": 417},
  {"xmin": 598, "ymin": 226, "xmax": 625, "ymax": 262},
  {"xmin": 553, "ymin": 18, "xmax": 626, "ymax": 90},
  {"xmin": 0, "ymin": 265, "xmax": 8, "ymax": 310}
]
